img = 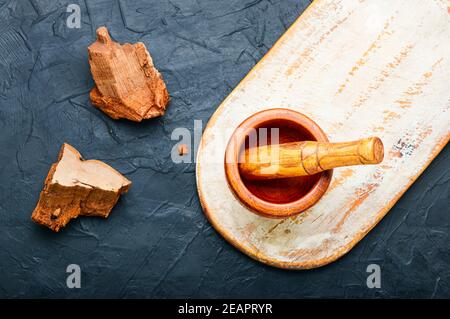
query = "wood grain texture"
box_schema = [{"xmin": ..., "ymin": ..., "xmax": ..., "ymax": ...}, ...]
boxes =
[
  {"xmin": 31, "ymin": 144, "xmax": 131, "ymax": 232},
  {"xmin": 240, "ymin": 137, "xmax": 383, "ymax": 180},
  {"xmin": 196, "ymin": 0, "xmax": 450, "ymax": 269},
  {"xmin": 88, "ymin": 27, "xmax": 169, "ymax": 121}
]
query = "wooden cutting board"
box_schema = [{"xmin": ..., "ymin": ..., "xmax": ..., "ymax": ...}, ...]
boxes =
[{"xmin": 196, "ymin": 0, "xmax": 450, "ymax": 269}]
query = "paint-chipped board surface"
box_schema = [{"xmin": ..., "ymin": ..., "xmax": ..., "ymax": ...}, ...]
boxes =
[{"xmin": 196, "ymin": 0, "xmax": 450, "ymax": 269}]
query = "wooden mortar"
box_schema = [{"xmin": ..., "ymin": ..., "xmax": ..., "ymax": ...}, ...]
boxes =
[{"xmin": 224, "ymin": 108, "xmax": 384, "ymax": 218}]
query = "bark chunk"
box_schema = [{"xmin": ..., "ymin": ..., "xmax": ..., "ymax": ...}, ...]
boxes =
[
  {"xmin": 88, "ymin": 27, "xmax": 169, "ymax": 121},
  {"xmin": 31, "ymin": 143, "xmax": 132, "ymax": 232}
]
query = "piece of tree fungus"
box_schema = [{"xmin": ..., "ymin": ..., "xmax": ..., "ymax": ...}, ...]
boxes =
[
  {"xmin": 88, "ymin": 27, "xmax": 169, "ymax": 121},
  {"xmin": 31, "ymin": 143, "xmax": 131, "ymax": 232}
]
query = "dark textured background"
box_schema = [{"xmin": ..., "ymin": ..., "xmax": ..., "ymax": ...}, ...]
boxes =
[{"xmin": 0, "ymin": 0, "xmax": 449, "ymax": 298}]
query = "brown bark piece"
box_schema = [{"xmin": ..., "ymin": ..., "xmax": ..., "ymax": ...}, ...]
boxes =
[
  {"xmin": 31, "ymin": 143, "xmax": 132, "ymax": 232},
  {"xmin": 178, "ymin": 144, "xmax": 189, "ymax": 156},
  {"xmin": 88, "ymin": 27, "xmax": 169, "ymax": 121}
]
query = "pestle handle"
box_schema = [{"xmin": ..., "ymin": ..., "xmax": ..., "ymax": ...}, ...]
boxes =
[{"xmin": 239, "ymin": 137, "xmax": 384, "ymax": 180}]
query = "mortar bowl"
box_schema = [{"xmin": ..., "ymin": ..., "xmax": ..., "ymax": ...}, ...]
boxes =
[{"xmin": 224, "ymin": 108, "xmax": 333, "ymax": 218}]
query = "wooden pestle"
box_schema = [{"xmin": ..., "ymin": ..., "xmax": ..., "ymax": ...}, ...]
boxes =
[{"xmin": 239, "ymin": 137, "xmax": 384, "ymax": 180}]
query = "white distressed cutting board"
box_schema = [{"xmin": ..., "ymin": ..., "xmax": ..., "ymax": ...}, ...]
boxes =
[{"xmin": 196, "ymin": 0, "xmax": 450, "ymax": 269}]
